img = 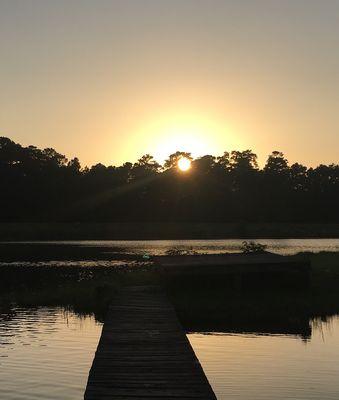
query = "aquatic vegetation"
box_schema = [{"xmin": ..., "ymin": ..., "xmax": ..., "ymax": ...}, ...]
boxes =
[
  {"xmin": 165, "ymin": 246, "xmax": 199, "ymax": 256},
  {"xmin": 241, "ymin": 241, "xmax": 267, "ymax": 254}
]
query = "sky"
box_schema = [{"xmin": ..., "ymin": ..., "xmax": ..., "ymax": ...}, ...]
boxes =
[{"xmin": 0, "ymin": 0, "xmax": 338, "ymax": 167}]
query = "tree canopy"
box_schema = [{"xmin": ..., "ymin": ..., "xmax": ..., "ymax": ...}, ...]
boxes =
[{"xmin": 0, "ymin": 136, "xmax": 338, "ymax": 223}]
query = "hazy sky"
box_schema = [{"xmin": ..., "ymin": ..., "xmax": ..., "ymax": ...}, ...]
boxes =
[{"xmin": 1, "ymin": 0, "xmax": 338, "ymax": 167}]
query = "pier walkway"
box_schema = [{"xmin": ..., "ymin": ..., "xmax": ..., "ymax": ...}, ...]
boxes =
[{"xmin": 84, "ymin": 286, "xmax": 216, "ymax": 399}]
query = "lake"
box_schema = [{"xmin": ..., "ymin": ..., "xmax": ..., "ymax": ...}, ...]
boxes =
[
  {"xmin": 189, "ymin": 317, "xmax": 339, "ymax": 400},
  {"xmin": 1, "ymin": 239, "xmax": 339, "ymax": 399},
  {"xmin": 0, "ymin": 307, "xmax": 102, "ymax": 400},
  {"xmin": 69, "ymin": 238, "xmax": 339, "ymax": 255},
  {"xmin": 1, "ymin": 238, "xmax": 339, "ymax": 267},
  {"xmin": 1, "ymin": 307, "xmax": 339, "ymax": 399}
]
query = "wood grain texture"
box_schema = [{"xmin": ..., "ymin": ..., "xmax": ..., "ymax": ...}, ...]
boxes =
[{"xmin": 84, "ymin": 286, "xmax": 216, "ymax": 399}]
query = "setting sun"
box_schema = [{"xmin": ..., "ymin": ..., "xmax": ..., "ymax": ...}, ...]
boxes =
[{"xmin": 177, "ymin": 157, "xmax": 191, "ymax": 172}]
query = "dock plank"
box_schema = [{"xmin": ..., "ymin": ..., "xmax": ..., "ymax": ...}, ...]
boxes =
[{"xmin": 84, "ymin": 286, "xmax": 216, "ymax": 399}]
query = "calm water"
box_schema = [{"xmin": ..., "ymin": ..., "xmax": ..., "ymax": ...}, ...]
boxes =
[
  {"xmin": 2, "ymin": 239, "xmax": 339, "ymax": 399},
  {"xmin": 0, "ymin": 307, "xmax": 102, "ymax": 400},
  {"xmin": 1, "ymin": 239, "xmax": 339, "ymax": 269},
  {"xmin": 1, "ymin": 308, "xmax": 339, "ymax": 399},
  {"xmin": 80, "ymin": 238, "xmax": 339, "ymax": 255},
  {"xmin": 189, "ymin": 317, "xmax": 339, "ymax": 400},
  {"xmin": 3, "ymin": 238, "xmax": 339, "ymax": 260}
]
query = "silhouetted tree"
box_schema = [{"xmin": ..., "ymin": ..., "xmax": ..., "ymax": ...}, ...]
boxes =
[
  {"xmin": 164, "ymin": 151, "xmax": 192, "ymax": 169},
  {"xmin": 230, "ymin": 150, "xmax": 258, "ymax": 171},
  {"xmin": 264, "ymin": 151, "xmax": 289, "ymax": 175},
  {"xmin": 216, "ymin": 152, "xmax": 231, "ymax": 170},
  {"xmin": 67, "ymin": 157, "xmax": 81, "ymax": 173},
  {"xmin": 1, "ymin": 136, "xmax": 339, "ymax": 223},
  {"xmin": 134, "ymin": 154, "xmax": 160, "ymax": 172}
]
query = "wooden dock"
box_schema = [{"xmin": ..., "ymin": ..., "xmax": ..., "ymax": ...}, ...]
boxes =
[
  {"xmin": 154, "ymin": 252, "xmax": 311, "ymax": 290},
  {"xmin": 84, "ymin": 286, "xmax": 216, "ymax": 400},
  {"xmin": 154, "ymin": 252, "xmax": 310, "ymax": 274},
  {"xmin": 154, "ymin": 252, "xmax": 310, "ymax": 279}
]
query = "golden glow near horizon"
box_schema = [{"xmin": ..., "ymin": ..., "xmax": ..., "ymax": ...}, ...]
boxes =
[
  {"xmin": 1, "ymin": 1, "xmax": 339, "ymax": 167},
  {"xmin": 131, "ymin": 112, "xmax": 240, "ymax": 166},
  {"xmin": 177, "ymin": 157, "xmax": 191, "ymax": 172}
]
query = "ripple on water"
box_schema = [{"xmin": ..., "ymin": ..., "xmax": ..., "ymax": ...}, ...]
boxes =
[{"xmin": 0, "ymin": 307, "xmax": 103, "ymax": 400}]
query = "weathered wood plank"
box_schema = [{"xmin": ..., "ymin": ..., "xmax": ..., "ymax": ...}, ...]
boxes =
[{"xmin": 84, "ymin": 286, "xmax": 216, "ymax": 399}]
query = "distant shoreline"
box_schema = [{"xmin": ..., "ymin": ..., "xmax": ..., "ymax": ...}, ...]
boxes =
[{"xmin": 1, "ymin": 222, "xmax": 339, "ymax": 241}]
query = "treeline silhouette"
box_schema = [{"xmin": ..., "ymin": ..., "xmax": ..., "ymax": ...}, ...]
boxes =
[{"xmin": 1, "ymin": 136, "xmax": 339, "ymax": 223}]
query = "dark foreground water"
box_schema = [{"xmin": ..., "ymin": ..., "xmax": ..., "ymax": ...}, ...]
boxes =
[
  {"xmin": 1, "ymin": 239, "xmax": 339, "ymax": 399},
  {"xmin": 1, "ymin": 307, "xmax": 339, "ymax": 399}
]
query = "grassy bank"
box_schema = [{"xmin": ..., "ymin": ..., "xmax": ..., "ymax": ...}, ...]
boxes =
[
  {"xmin": 1, "ymin": 251, "xmax": 339, "ymax": 338},
  {"xmin": 2, "ymin": 222, "xmax": 339, "ymax": 240},
  {"xmin": 166, "ymin": 252, "xmax": 339, "ymax": 338},
  {"xmin": 0, "ymin": 264, "xmax": 159, "ymax": 322}
]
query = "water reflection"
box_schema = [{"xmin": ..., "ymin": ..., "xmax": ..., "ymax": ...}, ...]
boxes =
[
  {"xmin": 1, "ymin": 302, "xmax": 339, "ymax": 399},
  {"xmin": 0, "ymin": 307, "xmax": 102, "ymax": 400},
  {"xmin": 188, "ymin": 316, "xmax": 339, "ymax": 400},
  {"xmin": 1, "ymin": 238, "xmax": 339, "ymax": 398},
  {"xmin": 0, "ymin": 260, "xmax": 145, "ymax": 268},
  {"xmin": 2, "ymin": 238, "xmax": 339, "ymax": 265}
]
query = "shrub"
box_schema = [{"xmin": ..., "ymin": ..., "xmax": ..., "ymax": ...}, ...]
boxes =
[{"xmin": 241, "ymin": 241, "xmax": 267, "ymax": 254}]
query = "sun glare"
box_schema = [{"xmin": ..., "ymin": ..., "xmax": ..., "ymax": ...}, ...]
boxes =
[
  {"xmin": 139, "ymin": 113, "xmax": 230, "ymax": 165},
  {"xmin": 177, "ymin": 157, "xmax": 191, "ymax": 172}
]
